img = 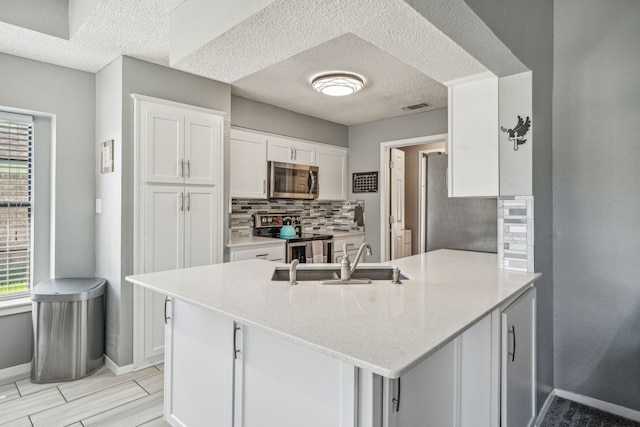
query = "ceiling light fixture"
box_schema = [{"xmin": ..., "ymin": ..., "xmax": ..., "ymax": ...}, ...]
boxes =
[{"xmin": 311, "ymin": 73, "xmax": 364, "ymax": 96}]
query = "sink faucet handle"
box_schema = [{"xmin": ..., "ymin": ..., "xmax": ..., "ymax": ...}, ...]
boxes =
[{"xmin": 342, "ymin": 242, "xmax": 348, "ymax": 255}]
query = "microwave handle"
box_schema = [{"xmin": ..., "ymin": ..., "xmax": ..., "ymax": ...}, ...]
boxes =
[{"xmin": 309, "ymin": 170, "xmax": 317, "ymax": 194}]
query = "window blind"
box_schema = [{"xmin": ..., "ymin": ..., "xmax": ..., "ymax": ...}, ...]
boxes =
[{"xmin": 0, "ymin": 112, "xmax": 33, "ymax": 299}]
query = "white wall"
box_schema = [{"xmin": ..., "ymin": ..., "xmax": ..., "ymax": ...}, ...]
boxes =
[{"xmin": 348, "ymin": 108, "xmax": 448, "ymax": 261}]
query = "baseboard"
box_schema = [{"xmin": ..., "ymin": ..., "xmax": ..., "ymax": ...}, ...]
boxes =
[
  {"xmin": 534, "ymin": 389, "xmax": 557, "ymax": 426},
  {"xmin": 555, "ymin": 389, "xmax": 640, "ymax": 422},
  {"xmin": 0, "ymin": 362, "xmax": 30, "ymax": 383},
  {"xmin": 104, "ymin": 355, "xmax": 134, "ymax": 376}
]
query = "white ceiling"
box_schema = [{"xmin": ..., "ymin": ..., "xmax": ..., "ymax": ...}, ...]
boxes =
[{"xmin": 0, "ymin": 0, "xmax": 491, "ymax": 125}]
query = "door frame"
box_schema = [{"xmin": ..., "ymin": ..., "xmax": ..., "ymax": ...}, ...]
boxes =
[{"xmin": 379, "ymin": 134, "xmax": 447, "ymax": 262}]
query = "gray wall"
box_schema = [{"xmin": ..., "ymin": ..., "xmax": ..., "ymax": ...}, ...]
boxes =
[
  {"xmin": 231, "ymin": 95, "xmax": 348, "ymax": 147},
  {"xmin": 463, "ymin": 0, "xmax": 555, "ymax": 409},
  {"xmin": 0, "ymin": 53, "xmax": 96, "ymax": 370},
  {"xmin": 99, "ymin": 56, "xmax": 231, "ymax": 366},
  {"xmin": 348, "ymin": 108, "xmax": 448, "ymax": 261},
  {"xmin": 554, "ymin": 0, "xmax": 640, "ymax": 410},
  {"xmin": 0, "ymin": 0, "xmax": 68, "ymax": 38}
]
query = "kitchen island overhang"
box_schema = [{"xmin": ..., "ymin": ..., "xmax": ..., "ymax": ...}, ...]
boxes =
[{"xmin": 126, "ymin": 249, "xmax": 541, "ymax": 379}]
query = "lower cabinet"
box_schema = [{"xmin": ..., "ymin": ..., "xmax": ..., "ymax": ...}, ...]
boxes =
[
  {"xmin": 381, "ymin": 310, "xmax": 500, "ymax": 427},
  {"xmin": 165, "ymin": 298, "xmax": 355, "ymax": 427},
  {"xmin": 501, "ymin": 287, "xmax": 537, "ymax": 427},
  {"xmin": 164, "ymin": 298, "xmax": 234, "ymax": 426},
  {"xmin": 229, "ymin": 242, "xmax": 285, "ymax": 262}
]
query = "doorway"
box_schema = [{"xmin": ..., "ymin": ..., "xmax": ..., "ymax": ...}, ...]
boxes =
[{"xmin": 379, "ymin": 134, "xmax": 447, "ymax": 262}]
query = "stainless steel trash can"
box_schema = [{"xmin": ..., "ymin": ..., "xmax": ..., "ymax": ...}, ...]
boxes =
[{"xmin": 31, "ymin": 278, "xmax": 106, "ymax": 383}]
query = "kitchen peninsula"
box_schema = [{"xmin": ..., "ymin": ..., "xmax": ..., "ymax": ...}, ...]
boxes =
[{"xmin": 126, "ymin": 249, "xmax": 540, "ymax": 427}]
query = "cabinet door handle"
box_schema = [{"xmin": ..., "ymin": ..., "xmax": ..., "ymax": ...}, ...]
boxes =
[
  {"xmin": 293, "ymin": 147, "xmax": 297, "ymax": 160},
  {"xmin": 233, "ymin": 324, "xmax": 241, "ymax": 359},
  {"xmin": 508, "ymin": 325, "xmax": 516, "ymax": 362},
  {"xmin": 391, "ymin": 377, "xmax": 401, "ymax": 412},
  {"xmin": 290, "ymin": 147, "xmax": 294, "ymax": 160},
  {"xmin": 164, "ymin": 296, "xmax": 171, "ymax": 324},
  {"xmin": 186, "ymin": 160, "xmax": 191, "ymax": 178},
  {"xmin": 186, "ymin": 193, "xmax": 191, "ymax": 211},
  {"xmin": 179, "ymin": 193, "xmax": 184, "ymax": 211},
  {"xmin": 179, "ymin": 159, "xmax": 184, "ymax": 178},
  {"xmin": 263, "ymin": 179, "xmax": 267, "ymax": 195}
]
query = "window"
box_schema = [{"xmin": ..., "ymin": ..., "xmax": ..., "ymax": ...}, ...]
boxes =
[{"xmin": 0, "ymin": 112, "xmax": 33, "ymax": 300}]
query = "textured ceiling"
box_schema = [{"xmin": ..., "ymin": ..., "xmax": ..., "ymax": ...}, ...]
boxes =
[
  {"xmin": 0, "ymin": 0, "xmax": 498, "ymax": 125},
  {"xmin": 232, "ymin": 33, "xmax": 448, "ymax": 126}
]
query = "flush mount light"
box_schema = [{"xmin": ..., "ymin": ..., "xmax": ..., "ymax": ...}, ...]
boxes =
[{"xmin": 311, "ymin": 73, "xmax": 364, "ymax": 96}]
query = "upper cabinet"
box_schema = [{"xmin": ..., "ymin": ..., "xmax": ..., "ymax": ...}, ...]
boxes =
[
  {"xmin": 267, "ymin": 135, "xmax": 316, "ymax": 166},
  {"xmin": 447, "ymin": 73, "xmax": 499, "ymax": 197},
  {"xmin": 316, "ymin": 145, "xmax": 348, "ymax": 201},
  {"xmin": 230, "ymin": 129, "xmax": 268, "ymax": 199},
  {"xmin": 142, "ymin": 102, "xmax": 223, "ymax": 186},
  {"xmin": 230, "ymin": 128, "xmax": 349, "ymax": 201}
]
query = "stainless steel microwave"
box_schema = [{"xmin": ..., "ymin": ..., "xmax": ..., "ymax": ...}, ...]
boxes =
[{"xmin": 268, "ymin": 162, "xmax": 318, "ymax": 199}]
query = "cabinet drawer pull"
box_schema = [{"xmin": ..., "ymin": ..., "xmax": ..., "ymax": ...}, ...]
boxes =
[
  {"xmin": 255, "ymin": 253, "xmax": 269, "ymax": 258},
  {"xmin": 391, "ymin": 377, "xmax": 401, "ymax": 412},
  {"xmin": 508, "ymin": 325, "xmax": 516, "ymax": 362},
  {"xmin": 164, "ymin": 296, "xmax": 171, "ymax": 324},
  {"xmin": 233, "ymin": 324, "xmax": 241, "ymax": 359}
]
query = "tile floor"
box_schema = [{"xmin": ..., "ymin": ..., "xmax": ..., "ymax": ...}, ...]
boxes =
[
  {"xmin": 0, "ymin": 364, "xmax": 169, "ymax": 427},
  {"xmin": 540, "ymin": 396, "xmax": 640, "ymax": 427}
]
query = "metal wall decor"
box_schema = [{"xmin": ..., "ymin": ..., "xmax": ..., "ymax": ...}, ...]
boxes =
[
  {"xmin": 352, "ymin": 172, "xmax": 378, "ymax": 193},
  {"xmin": 501, "ymin": 116, "xmax": 531, "ymax": 151}
]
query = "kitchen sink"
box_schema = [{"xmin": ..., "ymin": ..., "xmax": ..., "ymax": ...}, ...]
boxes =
[{"xmin": 270, "ymin": 265, "xmax": 411, "ymax": 282}]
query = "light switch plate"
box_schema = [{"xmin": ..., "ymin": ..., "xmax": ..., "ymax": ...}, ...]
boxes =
[{"xmin": 95, "ymin": 198, "xmax": 102, "ymax": 214}]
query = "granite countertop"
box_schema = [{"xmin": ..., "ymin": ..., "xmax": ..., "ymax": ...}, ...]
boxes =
[{"xmin": 126, "ymin": 249, "xmax": 541, "ymax": 378}]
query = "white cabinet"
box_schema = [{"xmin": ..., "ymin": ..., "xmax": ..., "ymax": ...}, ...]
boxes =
[
  {"xmin": 230, "ymin": 129, "xmax": 268, "ymax": 199},
  {"xmin": 501, "ymin": 287, "xmax": 536, "ymax": 427},
  {"xmin": 165, "ymin": 298, "xmax": 234, "ymax": 427},
  {"xmin": 133, "ymin": 95, "xmax": 224, "ymax": 369},
  {"xmin": 142, "ymin": 102, "xmax": 223, "ymax": 186},
  {"xmin": 235, "ymin": 325, "xmax": 356, "ymax": 427},
  {"xmin": 267, "ymin": 135, "xmax": 316, "ymax": 165},
  {"xmin": 230, "ymin": 242, "xmax": 285, "ymax": 262},
  {"xmin": 164, "ymin": 303, "xmax": 356, "ymax": 427},
  {"xmin": 382, "ymin": 310, "xmax": 499, "ymax": 427},
  {"xmin": 316, "ymin": 145, "xmax": 348, "ymax": 200},
  {"xmin": 447, "ymin": 73, "xmax": 499, "ymax": 197},
  {"xmin": 333, "ymin": 234, "xmax": 365, "ymax": 263}
]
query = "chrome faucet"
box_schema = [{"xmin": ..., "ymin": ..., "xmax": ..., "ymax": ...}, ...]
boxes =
[
  {"xmin": 288, "ymin": 259, "xmax": 299, "ymax": 286},
  {"xmin": 340, "ymin": 242, "xmax": 372, "ymax": 281}
]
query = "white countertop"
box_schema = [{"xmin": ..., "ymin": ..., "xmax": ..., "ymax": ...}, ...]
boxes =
[
  {"xmin": 227, "ymin": 236, "xmax": 285, "ymax": 248},
  {"xmin": 126, "ymin": 249, "xmax": 540, "ymax": 378}
]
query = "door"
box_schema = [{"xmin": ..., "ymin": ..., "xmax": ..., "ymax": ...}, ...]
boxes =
[
  {"xmin": 230, "ymin": 131, "xmax": 268, "ymax": 198},
  {"xmin": 165, "ymin": 298, "xmax": 234, "ymax": 427},
  {"xmin": 501, "ymin": 288, "xmax": 536, "ymax": 427},
  {"xmin": 235, "ymin": 325, "xmax": 356, "ymax": 427},
  {"xmin": 144, "ymin": 186, "xmax": 185, "ymax": 362},
  {"xmin": 184, "ymin": 186, "xmax": 218, "ymax": 268},
  {"xmin": 290, "ymin": 140, "xmax": 316, "ymax": 165},
  {"xmin": 390, "ymin": 148, "xmax": 405, "ymax": 260},
  {"xmin": 184, "ymin": 112, "xmax": 222, "ymax": 186},
  {"xmin": 144, "ymin": 105, "xmax": 184, "ymax": 184},
  {"xmin": 267, "ymin": 137, "xmax": 295, "ymax": 163}
]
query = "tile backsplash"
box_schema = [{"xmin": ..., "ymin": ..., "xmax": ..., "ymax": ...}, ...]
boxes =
[
  {"xmin": 230, "ymin": 199, "xmax": 365, "ymax": 239},
  {"xmin": 498, "ymin": 196, "xmax": 534, "ymax": 272}
]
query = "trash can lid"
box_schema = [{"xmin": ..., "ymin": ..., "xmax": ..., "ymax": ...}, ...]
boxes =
[{"xmin": 31, "ymin": 278, "xmax": 106, "ymax": 302}]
